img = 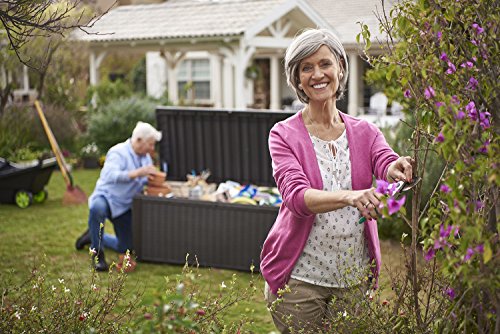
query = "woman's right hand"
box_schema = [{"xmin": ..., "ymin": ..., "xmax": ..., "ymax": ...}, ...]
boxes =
[{"xmin": 348, "ymin": 188, "xmax": 382, "ymax": 221}]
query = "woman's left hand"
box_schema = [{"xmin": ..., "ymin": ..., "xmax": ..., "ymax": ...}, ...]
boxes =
[{"xmin": 387, "ymin": 156, "xmax": 414, "ymax": 182}]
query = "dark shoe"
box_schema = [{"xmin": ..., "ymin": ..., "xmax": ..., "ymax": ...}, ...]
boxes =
[
  {"xmin": 92, "ymin": 251, "xmax": 109, "ymax": 272},
  {"xmin": 75, "ymin": 229, "xmax": 91, "ymax": 250}
]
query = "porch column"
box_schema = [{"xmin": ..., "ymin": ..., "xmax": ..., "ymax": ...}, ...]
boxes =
[
  {"xmin": 347, "ymin": 52, "xmax": 362, "ymax": 115},
  {"xmin": 270, "ymin": 55, "xmax": 280, "ymax": 110},
  {"xmin": 22, "ymin": 65, "xmax": 29, "ymax": 91},
  {"xmin": 210, "ymin": 53, "xmax": 222, "ymax": 108},
  {"xmin": 222, "ymin": 56, "xmax": 234, "ymax": 108},
  {"xmin": 161, "ymin": 51, "xmax": 185, "ymax": 105},
  {"xmin": 235, "ymin": 41, "xmax": 255, "ymax": 109},
  {"xmin": 89, "ymin": 51, "xmax": 107, "ymax": 86}
]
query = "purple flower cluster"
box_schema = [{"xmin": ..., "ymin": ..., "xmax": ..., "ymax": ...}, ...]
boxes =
[
  {"xmin": 424, "ymin": 86, "xmax": 435, "ymax": 99},
  {"xmin": 424, "ymin": 224, "xmax": 459, "ymax": 261},
  {"xmin": 440, "ymin": 184, "xmax": 452, "ymax": 193},
  {"xmin": 444, "ymin": 287, "xmax": 456, "ymax": 300},
  {"xmin": 375, "ymin": 179, "xmax": 406, "ymax": 215},
  {"xmin": 435, "ymin": 132, "xmax": 445, "ymax": 143},
  {"xmin": 404, "ymin": 89, "xmax": 411, "ymax": 98},
  {"xmin": 465, "ymin": 101, "xmax": 491, "ymax": 129},
  {"xmin": 464, "ymin": 244, "xmax": 484, "ymax": 262},
  {"xmin": 467, "ymin": 77, "xmax": 479, "ymax": 90}
]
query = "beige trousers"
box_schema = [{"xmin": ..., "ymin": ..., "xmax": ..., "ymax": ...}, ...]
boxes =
[{"xmin": 264, "ymin": 278, "xmax": 367, "ymax": 334}]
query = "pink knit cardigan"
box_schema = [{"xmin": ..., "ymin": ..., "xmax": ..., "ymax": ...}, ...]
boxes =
[{"xmin": 260, "ymin": 111, "xmax": 399, "ymax": 295}]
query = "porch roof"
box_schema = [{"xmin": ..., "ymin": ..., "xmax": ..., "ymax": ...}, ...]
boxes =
[{"xmin": 77, "ymin": 0, "xmax": 290, "ymax": 43}]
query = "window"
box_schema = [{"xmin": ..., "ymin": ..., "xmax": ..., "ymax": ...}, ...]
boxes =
[{"xmin": 177, "ymin": 59, "xmax": 210, "ymax": 101}]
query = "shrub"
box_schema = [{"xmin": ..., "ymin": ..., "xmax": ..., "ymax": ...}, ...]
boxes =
[
  {"xmin": 0, "ymin": 254, "xmax": 140, "ymax": 334},
  {"xmin": 86, "ymin": 96, "xmax": 157, "ymax": 153},
  {"xmin": 356, "ymin": 0, "xmax": 498, "ymax": 332}
]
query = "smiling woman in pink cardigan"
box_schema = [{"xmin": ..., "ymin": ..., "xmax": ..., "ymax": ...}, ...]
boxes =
[{"xmin": 260, "ymin": 28, "xmax": 413, "ymax": 333}]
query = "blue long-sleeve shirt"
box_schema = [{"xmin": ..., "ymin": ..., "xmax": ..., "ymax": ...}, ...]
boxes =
[{"xmin": 89, "ymin": 139, "xmax": 152, "ymax": 218}]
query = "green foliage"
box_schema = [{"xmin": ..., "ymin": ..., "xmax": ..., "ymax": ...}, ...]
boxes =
[
  {"xmin": 86, "ymin": 79, "xmax": 133, "ymax": 108},
  {"xmin": 130, "ymin": 57, "xmax": 147, "ymax": 95},
  {"xmin": 357, "ymin": 0, "xmax": 498, "ymax": 332},
  {"xmin": 86, "ymin": 96, "xmax": 157, "ymax": 153}
]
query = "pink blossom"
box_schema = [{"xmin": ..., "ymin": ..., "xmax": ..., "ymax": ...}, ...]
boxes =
[
  {"xmin": 474, "ymin": 244, "xmax": 484, "ymax": 254},
  {"xmin": 460, "ymin": 61, "xmax": 474, "ymax": 68},
  {"xmin": 445, "ymin": 287, "xmax": 456, "ymax": 300},
  {"xmin": 404, "ymin": 89, "xmax": 411, "ymax": 98},
  {"xmin": 439, "ymin": 52, "xmax": 448, "ymax": 61},
  {"xmin": 435, "ymin": 101, "xmax": 445, "ymax": 108},
  {"xmin": 475, "ymin": 200, "xmax": 484, "ymax": 211},
  {"xmin": 479, "ymin": 140, "xmax": 490, "ymax": 154},
  {"xmin": 387, "ymin": 196, "xmax": 406, "ymax": 215},
  {"xmin": 466, "ymin": 101, "xmax": 478, "ymax": 120},
  {"xmin": 472, "ymin": 23, "xmax": 484, "ymax": 34},
  {"xmin": 455, "ymin": 110, "xmax": 465, "ymax": 120},
  {"xmin": 479, "ymin": 112, "xmax": 491, "ymax": 129},
  {"xmin": 446, "ymin": 62, "xmax": 456, "ymax": 74},
  {"xmin": 424, "ymin": 248, "xmax": 436, "ymax": 261},
  {"xmin": 467, "ymin": 77, "xmax": 478, "ymax": 90},
  {"xmin": 451, "ymin": 95, "xmax": 460, "ymax": 104},
  {"xmin": 435, "ymin": 132, "xmax": 445, "ymax": 143},
  {"xmin": 424, "ymin": 86, "xmax": 435, "ymax": 99},
  {"xmin": 436, "ymin": 31, "xmax": 442, "ymax": 40},
  {"xmin": 464, "ymin": 247, "xmax": 475, "ymax": 261},
  {"xmin": 471, "ymin": 39, "xmax": 479, "ymax": 46},
  {"xmin": 440, "ymin": 184, "xmax": 451, "ymax": 193},
  {"xmin": 375, "ymin": 179, "xmax": 389, "ymax": 195}
]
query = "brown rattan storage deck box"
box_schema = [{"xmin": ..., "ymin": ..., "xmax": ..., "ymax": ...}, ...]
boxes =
[{"xmin": 132, "ymin": 107, "xmax": 292, "ymax": 271}]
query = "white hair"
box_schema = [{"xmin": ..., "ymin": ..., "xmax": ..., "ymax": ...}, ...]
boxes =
[{"xmin": 131, "ymin": 121, "xmax": 162, "ymax": 142}]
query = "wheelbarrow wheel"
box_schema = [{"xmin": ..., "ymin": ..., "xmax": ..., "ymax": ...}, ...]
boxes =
[
  {"xmin": 15, "ymin": 190, "xmax": 33, "ymax": 208},
  {"xmin": 33, "ymin": 189, "xmax": 48, "ymax": 203}
]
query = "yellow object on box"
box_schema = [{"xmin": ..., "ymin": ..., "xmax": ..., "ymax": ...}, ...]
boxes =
[{"xmin": 230, "ymin": 197, "xmax": 258, "ymax": 205}]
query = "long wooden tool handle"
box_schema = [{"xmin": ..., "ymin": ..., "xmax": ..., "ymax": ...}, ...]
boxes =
[{"xmin": 34, "ymin": 100, "xmax": 72, "ymax": 187}]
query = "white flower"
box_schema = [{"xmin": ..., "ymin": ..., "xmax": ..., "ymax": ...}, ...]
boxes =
[
  {"xmin": 91, "ymin": 284, "xmax": 97, "ymax": 291},
  {"xmin": 220, "ymin": 281, "xmax": 226, "ymax": 289},
  {"xmin": 64, "ymin": 288, "xmax": 70, "ymax": 293},
  {"xmin": 51, "ymin": 285, "xmax": 56, "ymax": 291},
  {"xmin": 32, "ymin": 284, "xmax": 38, "ymax": 289},
  {"xmin": 15, "ymin": 311, "xmax": 21, "ymax": 319},
  {"xmin": 89, "ymin": 248, "xmax": 97, "ymax": 256},
  {"xmin": 58, "ymin": 278, "xmax": 64, "ymax": 284},
  {"xmin": 31, "ymin": 306, "xmax": 37, "ymax": 312},
  {"xmin": 343, "ymin": 310, "xmax": 347, "ymax": 317}
]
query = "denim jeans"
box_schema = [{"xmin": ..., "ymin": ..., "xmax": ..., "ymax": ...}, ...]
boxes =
[{"xmin": 88, "ymin": 195, "xmax": 132, "ymax": 254}]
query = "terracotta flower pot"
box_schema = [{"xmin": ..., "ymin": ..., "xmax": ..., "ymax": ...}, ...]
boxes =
[{"xmin": 148, "ymin": 171, "xmax": 166, "ymax": 187}]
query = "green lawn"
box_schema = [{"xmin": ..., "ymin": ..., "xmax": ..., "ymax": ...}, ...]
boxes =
[{"xmin": 0, "ymin": 168, "xmax": 403, "ymax": 333}]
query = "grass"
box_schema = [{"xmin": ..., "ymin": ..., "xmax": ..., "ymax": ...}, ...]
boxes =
[{"xmin": 0, "ymin": 168, "xmax": 405, "ymax": 333}]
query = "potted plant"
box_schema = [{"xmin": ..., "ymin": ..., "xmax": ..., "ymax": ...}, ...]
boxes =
[{"xmin": 80, "ymin": 143, "xmax": 100, "ymax": 169}]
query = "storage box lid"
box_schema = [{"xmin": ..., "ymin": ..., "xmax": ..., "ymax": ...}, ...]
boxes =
[{"xmin": 156, "ymin": 107, "xmax": 293, "ymax": 187}]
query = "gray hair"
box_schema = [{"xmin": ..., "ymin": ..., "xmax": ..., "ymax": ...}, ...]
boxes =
[
  {"xmin": 284, "ymin": 28, "xmax": 349, "ymax": 104},
  {"xmin": 131, "ymin": 121, "xmax": 162, "ymax": 142}
]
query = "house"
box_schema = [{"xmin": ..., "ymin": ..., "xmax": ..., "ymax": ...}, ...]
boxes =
[{"xmin": 77, "ymin": 0, "xmax": 401, "ymax": 124}]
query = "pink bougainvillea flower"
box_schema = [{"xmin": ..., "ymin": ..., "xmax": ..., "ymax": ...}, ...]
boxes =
[
  {"xmin": 444, "ymin": 287, "xmax": 456, "ymax": 300},
  {"xmin": 464, "ymin": 247, "xmax": 475, "ymax": 261},
  {"xmin": 435, "ymin": 132, "xmax": 445, "ymax": 143},
  {"xmin": 424, "ymin": 86, "xmax": 435, "ymax": 99},
  {"xmin": 472, "ymin": 23, "xmax": 484, "ymax": 34},
  {"xmin": 460, "ymin": 61, "xmax": 474, "ymax": 68},
  {"xmin": 446, "ymin": 62, "xmax": 456, "ymax": 74},
  {"xmin": 387, "ymin": 196, "xmax": 406, "ymax": 215},
  {"xmin": 475, "ymin": 200, "xmax": 484, "ymax": 211},
  {"xmin": 471, "ymin": 39, "xmax": 479, "ymax": 46},
  {"xmin": 455, "ymin": 110, "xmax": 465, "ymax": 120},
  {"xmin": 475, "ymin": 244, "xmax": 484, "ymax": 254},
  {"xmin": 467, "ymin": 77, "xmax": 478, "ymax": 90},
  {"xmin": 387, "ymin": 182, "xmax": 399, "ymax": 196},
  {"xmin": 439, "ymin": 51, "xmax": 448, "ymax": 61},
  {"xmin": 375, "ymin": 179, "xmax": 389, "ymax": 195},
  {"xmin": 404, "ymin": 89, "xmax": 411, "ymax": 98},
  {"xmin": 435, "ymin": 101, "xmax": 445, "ymax": 108},
  {"xmin": 451, "ymin": 95, "xmax": 460, "ymax": 104},
  {"xmin": 466, "ymin": 101, "xmax": 478, "ymax": 120},
  {"xmin": 436, "ymin": 31, "xmax": 442, "ymax": 40},
  {"xmin": 479, "ymin": 112, "xmax": 491, "ymax": 129},
  {"xmin": 479, "ymin": 140, "xmax": 490, "ymax": 154},
  {"xmin": 424, "ymin": 248, "xmax": 436, "ymax": 261},
  {"xmin": 440, "ymin": 184, "xmax": 451, "ymax": 193}
]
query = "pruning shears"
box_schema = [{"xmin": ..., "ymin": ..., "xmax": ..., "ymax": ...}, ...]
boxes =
[{"xmin": 357, "ymin": 176, "xmax": 422, "ymax": 225}]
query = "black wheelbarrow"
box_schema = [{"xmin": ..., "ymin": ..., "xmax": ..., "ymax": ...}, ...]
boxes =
[{"xmin": 0, "ymin": 157, "xmax": 57, "ymax": 208}]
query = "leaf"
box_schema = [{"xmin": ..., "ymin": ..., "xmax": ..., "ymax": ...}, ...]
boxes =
[{"xmin": 483, "ymin": 243, "xmax": 492, "ymax": 264}]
